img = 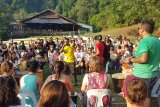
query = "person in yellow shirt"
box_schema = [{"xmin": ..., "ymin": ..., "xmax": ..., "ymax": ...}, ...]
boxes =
[{"xmin": 60, "ymin": 38, "xmax": 77, "ymax": 85}]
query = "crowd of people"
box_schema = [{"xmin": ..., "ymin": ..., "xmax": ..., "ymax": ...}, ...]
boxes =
[{"xmin": 0, "ymin": 20, "xmax": 159, "ymax": 107}]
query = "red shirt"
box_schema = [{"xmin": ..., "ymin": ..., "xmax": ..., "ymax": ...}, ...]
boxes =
[{"xmin": 95, "ymin": 41, "xmax": 105, "ymax": 61}]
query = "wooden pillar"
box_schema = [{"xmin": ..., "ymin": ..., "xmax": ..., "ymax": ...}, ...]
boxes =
[
  {"xmin": 56, "ymin": 24, "xmax": 58, "ymax": 31},
  {"xmin": 73, "ymin": 25, "xmax": 75, "ymax": 31}
]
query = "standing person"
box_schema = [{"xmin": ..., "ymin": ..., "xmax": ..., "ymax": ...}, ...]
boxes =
[
  {"xmin": 93, "ymin": 35, "xmax": 105, "ymax": 62},
  {"xmin": 55, "ymin": 38, "xmax": 61, "ymax": 51},
  {"xmin": 60, "ymin": 38, "xmax": 77, "ymax": 85},
  {"xmin": 48, "ymin": 45, "xmax": 54, "ymax": 65},
  {"xmin": 125, "ymin": 20, "xmax": 160, "ymax": 107},
  {"xmin": 47, "ymin": 37, "xmax": 56, "ymax": 49},
  {"xmin": 28, "ymin": 40, "xmax": 35, "ymax": 58},
  {"xmin": 104, "ymin": 35, "xmax": 113, "ymax": 73}
]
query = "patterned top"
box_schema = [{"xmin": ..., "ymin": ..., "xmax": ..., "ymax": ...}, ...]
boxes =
[{"xmin": 82, "ymin": 72, "xmax": 110, "ymax": 92}]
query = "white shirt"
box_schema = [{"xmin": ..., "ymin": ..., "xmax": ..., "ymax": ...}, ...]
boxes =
[{"xmin": 74, "ymin": 52, "xmax": 84, "ymax": 62}]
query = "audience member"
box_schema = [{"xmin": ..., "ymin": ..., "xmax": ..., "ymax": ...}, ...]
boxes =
[
  {"xmin": 41, "ymin": 61, "xmax": 74, "ymax": 95},
  {"xmin": 60, "ymin": 38, "xmax": 77, "ymax": 85},
  {"xmin": 0, "ymin": 76, "xmax": 29, "ymax": 107},
  {"xmin": 20, "ymin": 60, "xmax": 43, "ymax": 100},
  {"xmin": 122, "ymin": 75, "xmax": 147, "ymax": 107},
  {"xmin": 0, "ymin": 61, "xmax": 14, "ymax": 76},
  {"xmin": 81, "ymin": 56, "xmax": 114, "ymax": 107},
  {"xmin": 125, "ymin": 20, "xmax": 160, "ymax": 107},
  {"xmin": 37, "ymin": 80, "xmax": 70, "ymax": 107}
]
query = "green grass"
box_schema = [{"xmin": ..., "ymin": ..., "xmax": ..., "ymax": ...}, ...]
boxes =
[
  {"xmin": 18, "ymin": 50, "xmax": 126, "ymax": 107},
  {"xmin": 42, "ymin": 62, "xmax": 126, "ymax": 107},
  {"xmin": 70, "ymin": 74, "xmax": 84, "ymax": 107}
]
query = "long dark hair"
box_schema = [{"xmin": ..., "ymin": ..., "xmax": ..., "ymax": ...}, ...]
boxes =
[
  {"xmin": 27, "ymin": 60, "xmax": 39, "ymax": 73},
  {"xmin": 37, "ymin": 80, "xmax": 70, "ymax": 107},
  {"xmin": 54, "ymin": 61, "xmax": 64, "ymax": 80},
  {"xmin": 10, "ymin": 52, "xmax": 17, "ymax": 63},
  {"xmin": 0, "ymin": 76, "xmax": 20, "ymax": 107}
]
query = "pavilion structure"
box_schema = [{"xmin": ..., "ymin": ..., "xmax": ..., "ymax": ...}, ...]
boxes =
[{"xmin": 11, "ymin": 9, "xmax": 90, "ymax": 38}]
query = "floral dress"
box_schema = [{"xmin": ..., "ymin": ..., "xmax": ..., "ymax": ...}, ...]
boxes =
[{"xmin": 83, "ymin": 73, "xmax": 110, "ymax": 107}]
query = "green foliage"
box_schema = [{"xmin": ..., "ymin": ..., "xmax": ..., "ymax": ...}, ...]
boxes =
[
  {"xmin": 0, "ymin": 0, "xmax": 160, "ymax": 33},
  {"xmin": 13, "ymin": 8, "xmax": 28, "ymax": 20},
  {"xmin": 0, "ymin": 1, "xmax": 13, "ymax": 41}
]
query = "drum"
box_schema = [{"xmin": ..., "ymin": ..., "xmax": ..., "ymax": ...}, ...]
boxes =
[{"xmin": 110, "ymin": 53, "xmax": 117, "ymax": 60}]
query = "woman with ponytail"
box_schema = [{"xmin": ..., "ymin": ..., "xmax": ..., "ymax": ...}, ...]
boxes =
[{"xmin": 41, "ymin": 61, "xmax": 74, "ymax": 95}]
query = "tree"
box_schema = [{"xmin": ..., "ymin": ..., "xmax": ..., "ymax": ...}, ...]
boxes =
[
  {"xmin": 1, "ymin": 0, "xmax": 160, "ymax": 32},
  {"xmin": 13, "ymin": 8, "xmax": 28, "ymax": 20},
  {"xmin": 0, "ymin": 1, "xmax": 13, "ymax": 40}
]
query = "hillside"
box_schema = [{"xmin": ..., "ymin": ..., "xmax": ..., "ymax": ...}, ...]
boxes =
[
  {"xmin": 85, "ymin": 24, "xmax": 160, "ymax": 39},
  {"xmin": 96, "ymin": 25, "xmax": 139, "ymax": 39},
  {"xmin": 84, "ymin": 24, "xmax": 139, "ymax": 39}
]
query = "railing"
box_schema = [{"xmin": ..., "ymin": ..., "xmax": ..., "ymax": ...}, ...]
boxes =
[{"xmin": 11, "ymin": 30, "xmax": 87, "ymax": 38}]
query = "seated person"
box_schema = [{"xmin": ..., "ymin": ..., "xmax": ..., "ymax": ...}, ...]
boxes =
[
  {"xmin": 74, "ymin": 46, "xmax": 86, "ymax": 74},
  {"xmin": 20, "ymin": 60, "xmax": 43, "ymax": 100},
  {"xmin": 9, "ymin": 52, "xmax": 20, "ymax": 74},
  {"xmin": 0, "ymin": 76, "xmax": 30, "ymax": 107},
  {"xmin": 122, "ymin": 75, "xmax": 147, "ymax": 107},
  {"xmin": 35, "ymin": 42, "xmax": 46, "ymax": 59},
  {"xmin": 37, "ymin": 80, "xmax": 71, "ymax": 107},
  {"xmin": 81, "ymin": 56, "xmax": 114, "ymax": 107},
  {"xmin": 85, "ymin": 48, "xmax": 92, "ymax": 72},
  {"xmin": 0, "ymin": 61, "xmax": 14, "ymax": 76},
  {"xmin": 41, "ymin": 61, "xmax": 74, "ymax": 95},
  {"xmin": 18, "ymin": 52, "xmax": 28, "ymax": 72}
]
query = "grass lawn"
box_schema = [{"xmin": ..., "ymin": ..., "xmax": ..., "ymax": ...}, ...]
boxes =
[{"xmin": 42, "ymin": 62, "xmax": 126, "ymax": 107}]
